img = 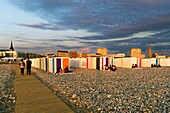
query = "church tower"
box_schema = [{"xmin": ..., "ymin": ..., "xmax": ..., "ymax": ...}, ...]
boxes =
[{"xmin": 9, "ymin": 41, "xmax": 14, "ymax": 51}]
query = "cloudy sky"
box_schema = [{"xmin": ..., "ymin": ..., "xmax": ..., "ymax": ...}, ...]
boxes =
[{"xmin": 1, "ymin": 0, "xmax": 170, "ymax": 55}]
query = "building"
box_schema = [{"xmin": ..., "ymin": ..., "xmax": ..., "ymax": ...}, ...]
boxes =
[
  {"xmin": 69, "ymin": 51, "xmax": 77, "ymax": 58},
  {"xmin": 96, "ymin": 48, "xmax": 108, "ymax": 56},
  {"xmin": 0, "ymin": 41, "xmax": 43, "ymax": 61},
  {"xmin": 152, "ymin": 53, "xmax": 159, "ymax": 58},
  {"xmin": 57, "ymin": 50, "xmax": 70, "ymax": 57},
  {"xmin": 157, "ymin": 55, "xmax": 166, "ymax": 59},
  {"xmin": 0, "ymin": 50, "xmax": 8, "ymax": 58},
  {"xmin": 9, "ymin": 41, "xmax": 14, "ymax": 51},
  {"xmin": 152, "ymin": 53, "xmax": 166, "ymax": 58},
  {"xmin": 107, "ymin": 53, "xmax": 125, "ymax": 58},
  {"xmin": 46, "ymin": 51, "xmax": 55, "ymax": 58},
  {"xmin": 87, "ymin": 54, "xmax": 100, "ymax": 57},
  {"xmin": 148, "ymin": 45, "xmax": 152, "ymax": 58},
  {"xmin": 77, "ymin": 52, "xmax": 87, "ymax": 58},
  {"xmin": 130, "ymin": 48, "xmax": 145, "ymax": 58}
]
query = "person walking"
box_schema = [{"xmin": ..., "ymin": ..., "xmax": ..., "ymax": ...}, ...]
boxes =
[
  {"xmin": 19, "ymin": 59, "xmax": 25, "ymax": 75},
  {"xmin": 26, "ymin": 58, "xmax": 32, "ymax": 75}
]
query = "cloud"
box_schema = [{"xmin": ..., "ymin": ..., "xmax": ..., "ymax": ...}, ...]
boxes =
[
  {"xmin": 9, "ymin": 0, "xmax": 170, "ymax": 55},
  {"xmin": 77, "ymin": 30, "xmax": 163, "ymax": 42},
  {"xmin": 11, "ymin": 0, "xmax": 170, "ymax": 37},
  {"xmin": 17, "ymin": 23, "xmax": 64, "ymax": 30},
  {"xmin": 151, "ymin": 42, "xmax": 170, "ymax": 47}
]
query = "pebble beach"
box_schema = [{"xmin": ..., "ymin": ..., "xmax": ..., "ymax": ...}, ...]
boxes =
[
  {"xmin": 0, "ymin": 64, "xmax": 169, "ymax": 113},
  {"xmin": 32, "ymin": 67, "xmax": 170, "ymax": 113},
  {"xmin": 0, "ymin": 65, "xmax": 16, "ymax": 113}
]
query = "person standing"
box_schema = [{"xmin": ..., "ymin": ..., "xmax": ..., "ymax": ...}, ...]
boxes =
[
  {"xmin": 19, "ymin": 59, "xmax": 25, "ymax": 75},
  {"xmin": 26, "ymin": 58, "xmax": 32, "ymax": 75}
]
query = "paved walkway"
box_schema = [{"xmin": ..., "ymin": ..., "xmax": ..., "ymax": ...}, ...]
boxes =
[{"xmin": 14, "ymin": 65, "xmax": 74, "ymax": 113}]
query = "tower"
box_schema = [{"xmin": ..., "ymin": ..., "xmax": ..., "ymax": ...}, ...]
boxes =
[
  {"xmin": 9, "ymin": 41, "xmax": 14, "ymax": 51},
  {"xmin": 148, "ymin": 45, "xmax": 152, "ymax": 58}
]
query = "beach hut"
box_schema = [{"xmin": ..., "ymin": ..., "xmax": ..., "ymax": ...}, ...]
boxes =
[
  {"xmin": 53, "ymin": 58, "xmax": 56, "ymax": 73},
  {"xmin": 51, "ymin": 57, "xmax": 56, "ymax": 73},
  {"xmin": 56, "ymin": 57, "xmax": 61, "ymax": 72},
  {"xmin": 156, "ymin": 59, "xmax": 159, "ymax": 66},
  {"xmin": 43, "ymin": 58, "xmax": 47, "ymax": 71},
  {"xmin": 48, "ymin": 58, "xmax": 53, "ymax": 73},
  {"xmin": 92, "ymin": 57, "xmax": 97, "ymax": 69},
  {"xmin": 46, "ymin": 58, "xmax": 48, "ymax": 71},
  {"xmin": 63, "ymin": 57, "xmax": 69, "ymax": 70},
  {"xmin": 37, "ymin": 58, "xmax": 40, "ymax": 68},
  {"xmin": 95, "ymin": 57, "xmax": 109, "ymax": 70},
  {"xmin": 40, "ymin": 58, "xmax": 44, "ymax": 70},
  {"xmin": 96, "ymin": 57, "xmax": 107, "ymax": 70},
  {"xmin": 137, "ymin": 58, "xmax": 142, "ymax": 67},
  {"xmin": 122, "ymin": 57, "xmax": 137, "ymax": 68},
  {"xmin": 80, "ymin": 58, "xmax": 87, "ymax": 68},
  {"xmin": 98, "ymin": 57, "xmax": 108, "ymax": 70},
  {"xmin": 87, "ymin": 57, "xmax": 93, "ymax": 69},
  {"xmin": 37, "ymin": 58, "xmax": 41, "ymax": 69},
  {"xmin": 73, "ymin": 58, "xmax": 80, "ymax": 68},
  {"xmin": 114, "ymin": 58, "xmax": 123, "ymax": 67},
  {"xmin": 159, "ymin": 58, "xmax": 170, "ymax": 66},
  {"xmin": 32, "ymin": 58, "xmax": 35, "ymax": 68},
  {"xmin": 41, "ymin": 58, "xmax": 46, "ymax": 70},
  {"xmin": 96, "ymin": 57, "xmax": 100, "ymax": 70},
  {"xmin": 108, "ymin": 57, "xmax": 114, "ymax": 66},
  {"xmin": 54, "ymin": 57, "xmax": 70, "ymax": 73},
  {"xmin": 33, "ymin": 58, "xmax": 36, "ymax": 68},
  {"xmin": 103, "ymin": 57, "xmax": 109, "ymax": 66},
  {"xmin": 69, "ymin": 58, "xmax": 75, "ymax": 69},
  {"xmin": 141, "ymin": 58, "xmax": 157, "ymax": 67}
]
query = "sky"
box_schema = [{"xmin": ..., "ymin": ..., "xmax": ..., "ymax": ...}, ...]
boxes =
[{"xmin": 1, "ymin": 0, "xmax": 170, "ymax": 55}]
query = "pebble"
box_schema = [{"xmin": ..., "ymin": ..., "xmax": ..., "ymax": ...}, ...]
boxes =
[
  {"xmin": 107, "ymin": 95, "xmax": 111, "ymax": 99},
  {"xmin": 33, "ymin": 67, "xmax": 170, "ymax": 112},
  {"xmin": 0, "ymin": 65, "xmax": 16, "ymax": 113},
  {"xmin": 72, "ymin": 94, "xmax": 77, "ymax": 99}
]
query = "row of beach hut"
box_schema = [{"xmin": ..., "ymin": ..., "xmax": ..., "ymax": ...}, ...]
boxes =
[
  {"xmin": 30, "ymin": 57, "xmax": 170, "ymax": 73},
  {"xmin": 30, "ymin": 57, "xmax": 69, "ymax": 73}
]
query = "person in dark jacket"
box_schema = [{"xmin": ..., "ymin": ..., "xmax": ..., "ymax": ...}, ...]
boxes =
[{"xmin": 26, "ymin": 58, "xmax": 32, "ymax": 75}]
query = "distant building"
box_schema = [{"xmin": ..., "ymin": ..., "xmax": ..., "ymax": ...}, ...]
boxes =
[
  {"xmin": 157, "ymin": 55, "xmax": 166, "ymax": 59},
  {"xmin": 107, "ymin": 53, "xmax": 125, "ymax": 58},
  {"xmin": 0, "ymin": 50, "xmax": 8, "ymax": 58},
  {"xmin": 148, "ymin": 45, "xmax": 152, "ymax": 58},
  {"xmin": 152, "ymin": 53, "xmax": 166, "ymax": 58},
  {"xmin": 0, "ymin": 41, "xmax": 42, "ymax": 61},
  {"xmin": 56, "ymin": 50, "xmax": 88, "ymax": 58},
  {"xmin": 130, "ymin": 48, "xmax": 145, "ymax": 58},
  {"xmin": 152, "ymin": 53, "xmax": 159, "ymax": 58},
  {"xmin": 96, "ymin": 48, "xmax": 108, "ymax": 56},
  {"xmin": 46, "ymin": 51, "xmax": 51, "ymax": 56},
  {"xmin": 69, "ymin": 51, "xmax": 77, "ymax": 58},
  {"xmin": 87, "ymin": 54, "xmax": 99, "ymax": 57},
  {"xmin": 46, "ymin": 51, "xmax": 55, "ymax": 58},
  {"xmin": 77, "ymin": 52, "xmax": 87, "ymax": 58},
  {"xmin": 57, "ymin": 50, "xmax": 69, "ymax": 57},
  {"xmin": 9, "ymin": 41, "xmax": 14, "ymax": 51}
]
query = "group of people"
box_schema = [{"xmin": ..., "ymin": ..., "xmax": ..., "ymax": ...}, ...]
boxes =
[
  {"xmin": 57, "ymin": 66, "xmax": 69, "ymax": 74},
  {"xmin": 19, "ymin": 58, "xmax": 32, "ymax": 75},
  {"xmin": 105, "ymin": 65, "xmax": 117, "ymax": 71},
  {"xmin": 151, "ymin": 64, "xmax": 161, "ymax": 68},
  {"xmin": 132, "ymin": 64, "xmax": 138, "ymax": 68}
]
